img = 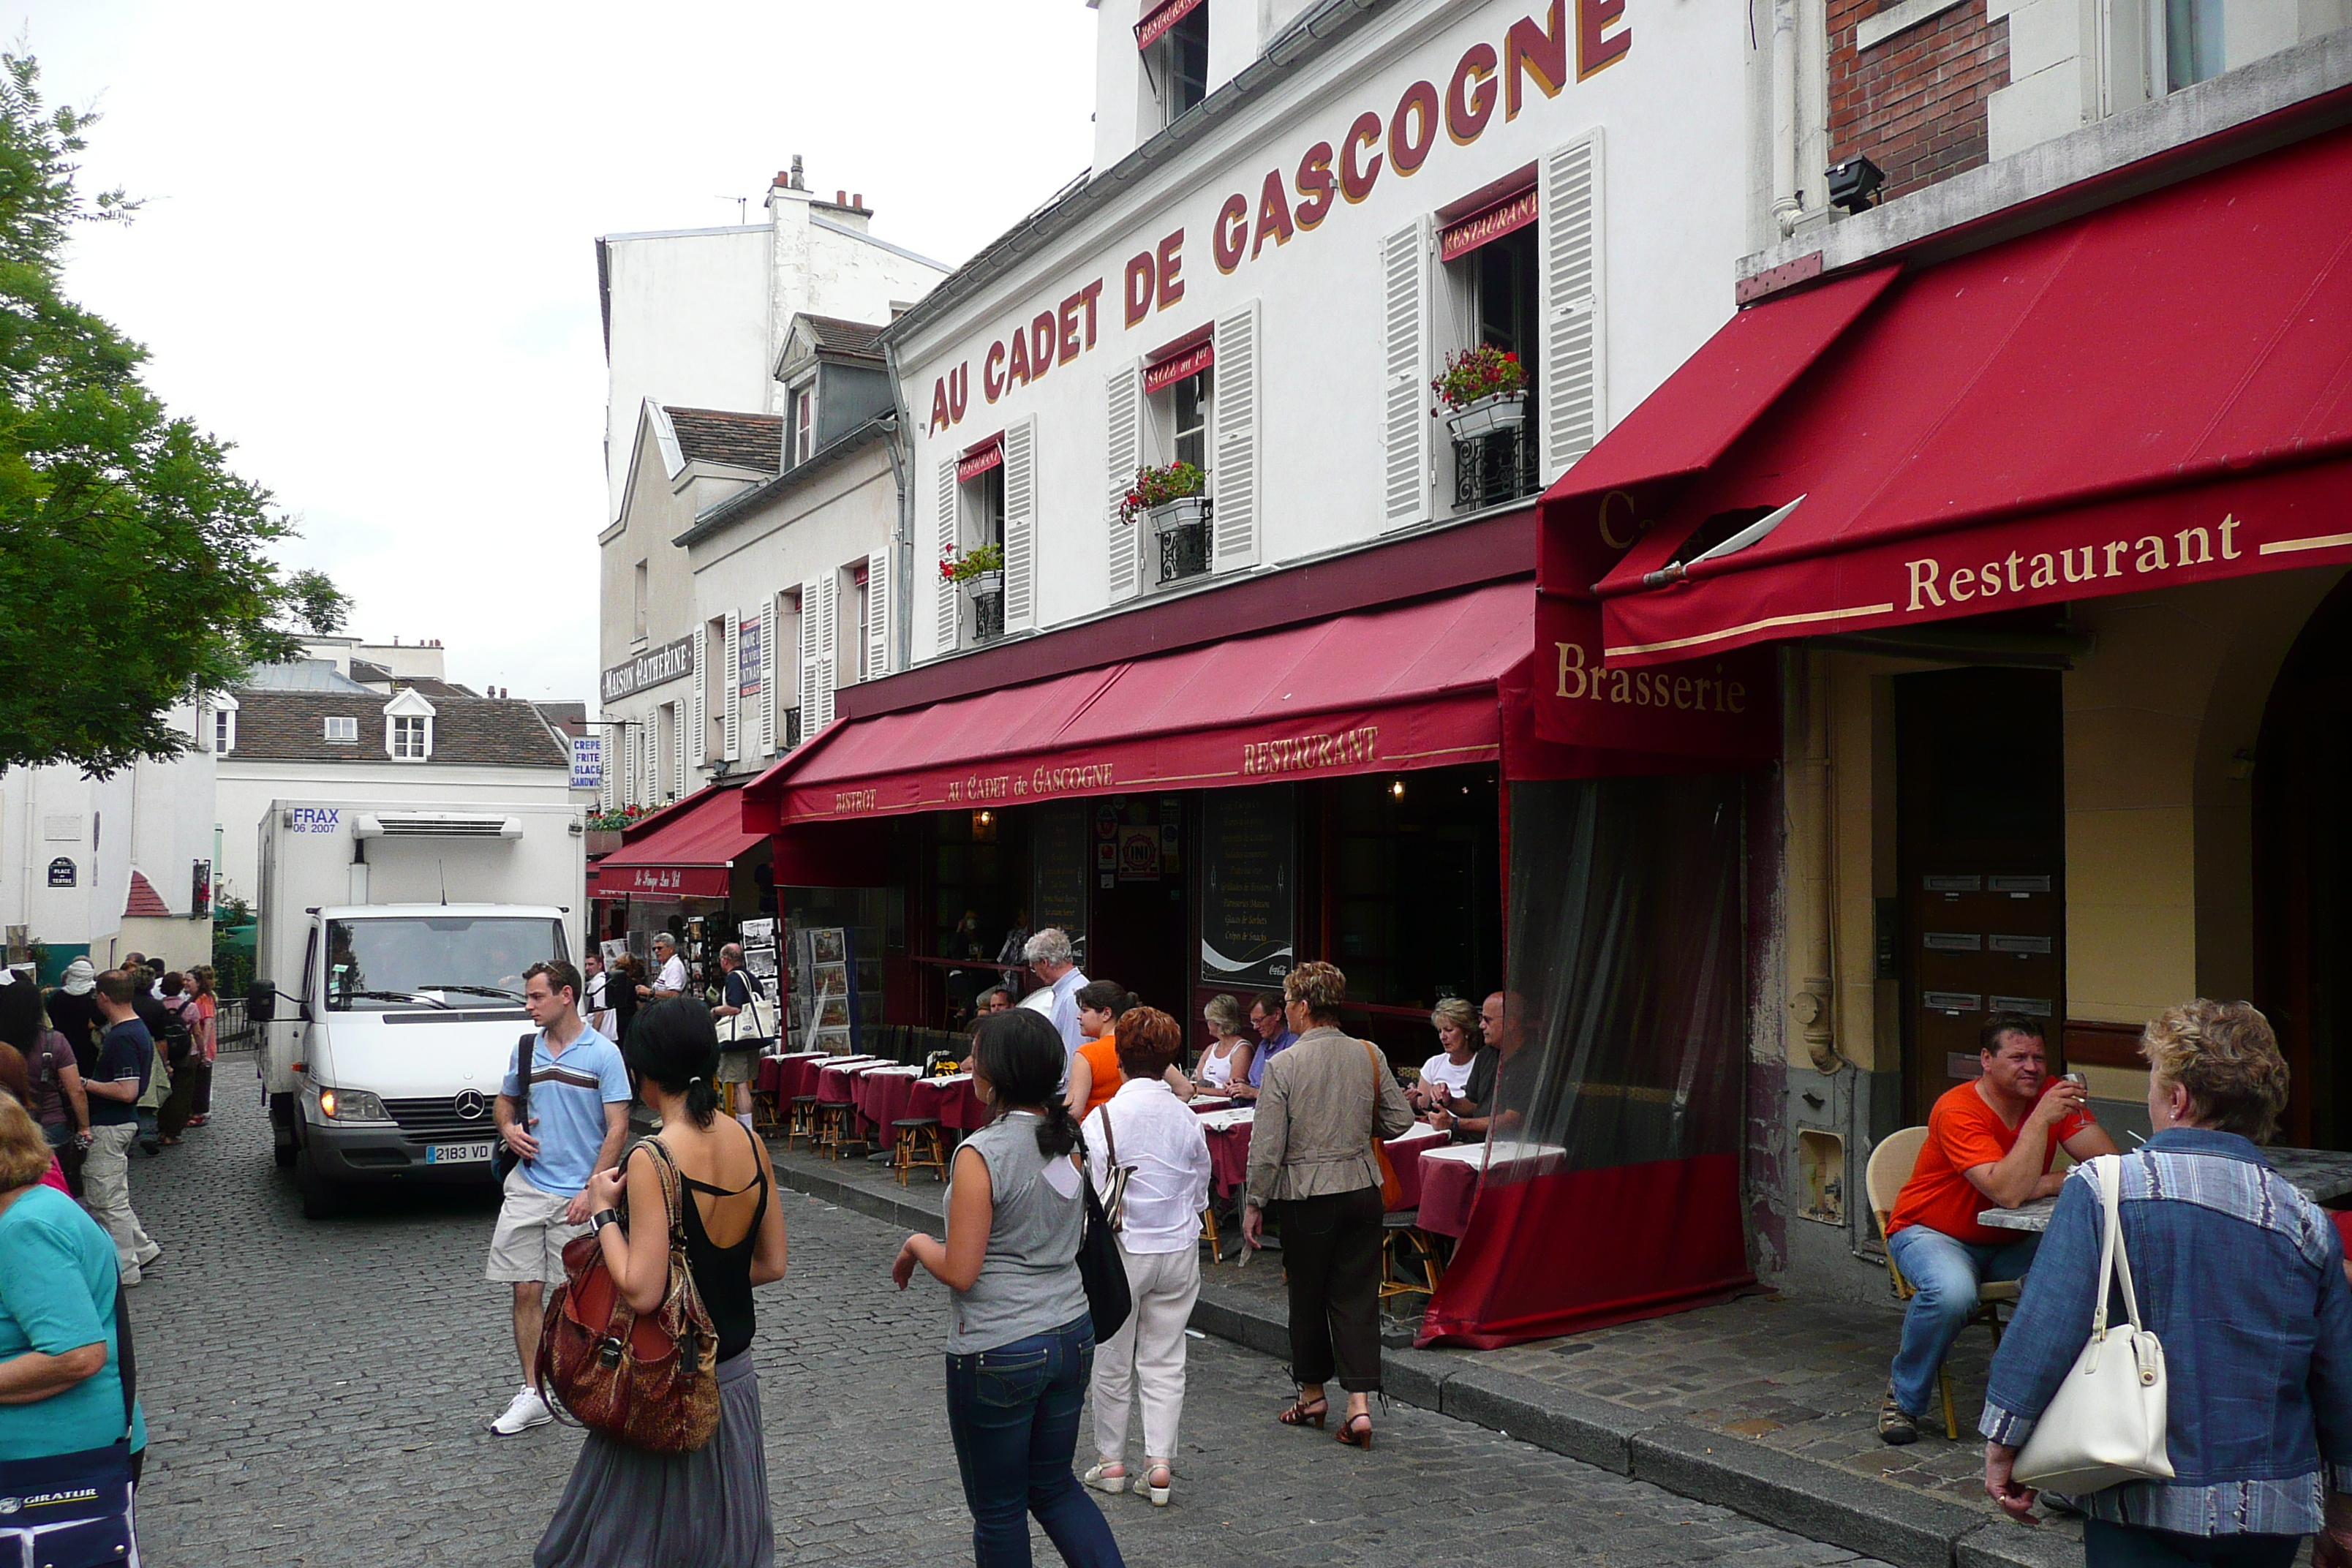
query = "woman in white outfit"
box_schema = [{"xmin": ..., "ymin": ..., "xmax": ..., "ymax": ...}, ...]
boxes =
[
  {"xmin": 1082, "ymin": 1006, "xmax": 1211, "ymax": 1506},
  {"xmin": 1408, "ymin": 998, "xmax": 1483, "ymax": 1115},
  {"xmin": 1193, "ymin": 995, "xmax": 1254, "ymax": 1093}
]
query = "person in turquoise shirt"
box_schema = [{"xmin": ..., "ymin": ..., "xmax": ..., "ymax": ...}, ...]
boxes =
[{"xmin": 0, "ymin": 1093, "xmax": 146, "ymax": 1469}]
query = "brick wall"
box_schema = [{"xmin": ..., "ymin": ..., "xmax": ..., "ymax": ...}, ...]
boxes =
[{"xmin": 1828, "ymin": 0, "xmax": 2011, "ymax": 200}]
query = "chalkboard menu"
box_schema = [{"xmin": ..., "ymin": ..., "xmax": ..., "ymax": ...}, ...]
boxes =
[
  {"xmin": 1030, "ymin": 802, "xmax": 1089, "ymax": 954},
  {"xmin": 1200, "ymin": 785, "xmax": 1294, "ymax": 987}
]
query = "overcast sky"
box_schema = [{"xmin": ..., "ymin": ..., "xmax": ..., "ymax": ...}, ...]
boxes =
[{"xmin": 20, "ymin": 1, "xmax": 1097, "ymax": 704}]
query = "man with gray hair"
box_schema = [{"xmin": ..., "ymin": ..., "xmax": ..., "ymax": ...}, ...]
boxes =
[{"xmin": 1020, "ymin": 927, "xmax": 1089, "ymax": 1063}]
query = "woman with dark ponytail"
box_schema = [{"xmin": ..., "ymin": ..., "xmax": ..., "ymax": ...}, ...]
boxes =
[
  {"xmin": 536, "ymin": 998, "xmax": 787, "ymax": 1567},
  {"xmin": 894, "ymin": 1008, "xmax": 1126, "ymax": 1568}
]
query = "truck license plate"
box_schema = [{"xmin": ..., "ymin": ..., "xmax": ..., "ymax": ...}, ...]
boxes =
[{"xmin": 426, "ymin": 1141, "xmax": 494, "ymax": 1165}]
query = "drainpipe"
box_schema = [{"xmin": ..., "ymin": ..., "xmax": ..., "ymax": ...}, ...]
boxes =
[
  {"xmin": 1771, "ymin": 0, "xmax": 1804, "ymax": 236},
  {"xmin": 1784, "ymin": 646, "xmax": 1842, "ymax": 1074},
  {"xmin": 881, "ymin": 339, "xmax": 915, "ymax": 676}
]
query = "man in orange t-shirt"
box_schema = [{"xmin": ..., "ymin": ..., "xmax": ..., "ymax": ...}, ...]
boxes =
[{"xmin": 1878, "ymin": 1013, "xmax": 2118, "ymax": 1445}]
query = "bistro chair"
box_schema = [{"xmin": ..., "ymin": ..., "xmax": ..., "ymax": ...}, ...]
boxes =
[
  {"xmin": 1379, "ymin": 1211, "xmax": 1445, "ymax": 1304},
  {"xmin": 1866, "ymin": 1125, "xmax": 2020, "ymax": 1441},
  {"xmin": 1198, "ymin": 1205, "xmax": 1222, "ymax": 1262},
  {"xmin": 814, "ymin": 1097, "xmax": 859, "ymax": 1161},
  {"xmin": 784, "ymin": 1094, "xmax": 820, "ymax": 1150},
  {"xmin": 893, "ymin": 1117, "xmax": 949, "ymax": 1185}
]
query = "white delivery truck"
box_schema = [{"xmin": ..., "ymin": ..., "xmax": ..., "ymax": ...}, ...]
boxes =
[{"xmin": 246, "ymin": 800, "xmax": 587, "ymax": 1218}]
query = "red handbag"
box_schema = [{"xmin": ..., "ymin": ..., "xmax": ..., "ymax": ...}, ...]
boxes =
[{"xmin": 537, "ymin": 1137, "xmax": 721, "ymax": 1452}]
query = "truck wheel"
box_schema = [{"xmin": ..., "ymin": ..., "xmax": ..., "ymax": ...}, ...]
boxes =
[
  {"xmin": 295, "ymin": 1144, "xmax": 343, "ymax": 1220},
  {"xmin": 270, "ymin": 1093, "xmax": 298, "ymax": 1169}
]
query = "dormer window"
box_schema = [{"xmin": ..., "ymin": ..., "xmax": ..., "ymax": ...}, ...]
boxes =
[
  {"xmin": 211, "ymin": 696, "xmax": 238, "ymax": 754},
  {"xmin": 323, "ymin": 716, "xmax": 358, "ymax": 745},
  {"xmin": 791, "ymin": 382, "xmax": 815, "ymax": 466},
  {"xmin": 1138, "ymin": 0, "xmax": 1208, "ymax": 125},
  {"xmin": 383, "ymin": 687, "xmax": 436, "ymax": 761}
]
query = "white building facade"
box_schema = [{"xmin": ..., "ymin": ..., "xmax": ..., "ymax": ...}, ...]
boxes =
[{"xmin": 896, "ymin": 0, "xmax": 1756, "ymax": 663}]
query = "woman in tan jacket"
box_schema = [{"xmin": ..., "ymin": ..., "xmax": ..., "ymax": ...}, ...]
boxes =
[{"xmin": 1240, "ymin": 961, "xmax": 1414, "ymax": 1449}]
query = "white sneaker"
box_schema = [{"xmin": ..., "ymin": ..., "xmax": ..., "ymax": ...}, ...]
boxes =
[{"xmin": 489, "ymin": 1384, "xmax": 551, "ymax": 1436}]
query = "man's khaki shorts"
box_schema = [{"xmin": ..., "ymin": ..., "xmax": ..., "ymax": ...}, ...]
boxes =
[{"xmin": 485, "ymin": 1166, "xmax": 587, "ymax": 1286}]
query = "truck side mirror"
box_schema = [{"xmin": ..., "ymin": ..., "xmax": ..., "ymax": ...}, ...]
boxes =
[{"xmin": 247, "ymin": 981, "xmax": 276, "ymax": 1023}]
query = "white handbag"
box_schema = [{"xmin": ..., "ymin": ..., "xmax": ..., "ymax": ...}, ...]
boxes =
[
  {"xmin": 720, "ymin": 987, "xmax": 771, "ymax": 1047},
  {"xmin": 2013, "ymin": 1154, "xmax": 2175, "ymax": 1492}
]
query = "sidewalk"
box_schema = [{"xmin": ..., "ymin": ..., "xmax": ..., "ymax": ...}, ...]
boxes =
[{"xmin": 763, "ymin": 1140, "xmax": 2081, "ymax": 1568}]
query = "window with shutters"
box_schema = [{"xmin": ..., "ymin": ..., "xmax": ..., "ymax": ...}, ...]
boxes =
[
  {"xmin": 851, "ymin": 565, "xmax": 872, "ymax": 682},
  {"xmin": 1143, "ymin": 369, "xmax": 1213, "ymax": 586},
  {"xmin": 954, "ymin": 463, "xmax": 1006, "ymax": 647},
  {"xmin": 1439, "ymin": 220, "xmax": 1541, "ymax": 511}
]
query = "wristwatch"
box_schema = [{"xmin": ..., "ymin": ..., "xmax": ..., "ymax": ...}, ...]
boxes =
[{"xmin": 589, "ymin": 1208, "xmax": 622, "ymax": 1235}]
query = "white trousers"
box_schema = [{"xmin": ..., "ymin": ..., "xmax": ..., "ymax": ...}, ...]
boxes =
[
  {"xmin": 1090, "ymin": 1240, "xmax": 1201, "ymax": 1463},
  {"xmin": 83, "ymin": 1123, "xmax": 157, "ymax": 1278}
]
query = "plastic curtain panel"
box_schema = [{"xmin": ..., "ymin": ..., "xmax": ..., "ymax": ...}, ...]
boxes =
[{"xmin": 1418, "ymin": 774, "xmax": 1754, "ymax": 1348}]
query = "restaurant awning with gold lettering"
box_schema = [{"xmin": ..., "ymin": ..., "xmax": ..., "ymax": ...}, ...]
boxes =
[
  {"xmin": 1586, "ymin": 124, "xmax": 2352, "ymax": 668},
  {"xmin": 743, "ymin": 579, "xmax": 1775, "ymax": 832}
]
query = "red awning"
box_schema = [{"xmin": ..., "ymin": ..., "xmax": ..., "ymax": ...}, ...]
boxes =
[
  {"xmin": 1134, "ymin": 0, "xmax": 1203, "ymax": 49},
  {"xmin": 589, "ymin": 783, "xmax": 762, "ymax": 900},
  {"xmin": 1142, "ymin": 326, "xmax": 1214, "ymax": 396},
  {"xmin": 1593, "ymin": 126, "xmax": 2352, "ymax": 666}
]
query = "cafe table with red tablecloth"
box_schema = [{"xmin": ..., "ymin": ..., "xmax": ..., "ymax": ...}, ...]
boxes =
[
  {"xmin": 908, "ymin": 1073, "xmax": 988, "ymax": 1133},
  {"xmin": 1414, "ymin": 1140, "xmax": 1572, "ymax": 1238},
  {"xmin": 756, "ymin": 1052, "xmax": 829, "ymax": 1101},
  {"xmin": 1196, "ymin": 1109, "xmax": 1449, "ymax": 1211},
  {"xmin": 853, "ymin": 1064, "xmax": 924, "ymax": 1145}
]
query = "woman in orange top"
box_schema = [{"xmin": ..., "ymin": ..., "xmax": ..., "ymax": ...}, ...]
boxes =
[{"xmin": 1064, "ymin": 981, "xmax": 1133, "ymax": 1119}]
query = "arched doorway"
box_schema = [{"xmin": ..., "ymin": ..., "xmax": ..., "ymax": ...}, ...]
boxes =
[{"xmin": 2255, "ymin": 576, "xmax": 2352, "ymax": 1150}]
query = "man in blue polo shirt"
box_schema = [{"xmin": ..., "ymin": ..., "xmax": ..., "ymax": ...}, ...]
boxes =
[{"xmin": 485, "ymin": 958, "xmax": 627, "ymax": 1436}]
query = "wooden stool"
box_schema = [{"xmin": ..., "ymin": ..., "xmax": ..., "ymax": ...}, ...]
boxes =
[
  {"xmin": 785, "ymin": 1096, "xmax": 819, "ymax": 1150},
  {"xmin": 1199, "ymin": 1205, "xmax": 1223, "ymax": 1262},
  {"xmin": 892, "ymin": 1117, "xmax": 948, "ymax": 1185},
  {"xmin": 815, "ymin": 1100, "xmax": 855, "ymax": 1160}
]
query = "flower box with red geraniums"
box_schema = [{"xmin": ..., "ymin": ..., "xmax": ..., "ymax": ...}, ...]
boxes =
[
  {"xmin": 1432, "ymin": 344, "xmax": 1526, "ymax": 440},
  {"xmin": 1117, "ymin": 461, "xmax": 1207, "ymax": 532},
  {"xmin": 940, "ymin": 543, "xmax": 1003, "ymax": 600}
]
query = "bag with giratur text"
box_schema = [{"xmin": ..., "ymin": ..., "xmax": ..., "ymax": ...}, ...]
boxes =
[
  {"xmin": 0, "ymin": 1282, "xmax": 138, "ymax": 1567},
  {"xmin": 2013, "ymin": 1155, "xmax": 2174, "ymax": 1492}
]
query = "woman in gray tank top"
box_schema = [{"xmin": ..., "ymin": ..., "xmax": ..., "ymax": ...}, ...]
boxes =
[{"xmin": 894, "ymin": 1009, "xmax": 1126, "ymax": 1568}]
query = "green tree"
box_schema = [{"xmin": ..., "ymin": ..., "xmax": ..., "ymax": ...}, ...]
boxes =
[{"xmin": 0, "ymin": 52, "xmax": 349, "ymax": 776}]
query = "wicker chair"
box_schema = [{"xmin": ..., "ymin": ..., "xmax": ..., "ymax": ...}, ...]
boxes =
[{"xmin": 1865, "ymin": 1125, "xmax": 2021, "ymax": 1441}]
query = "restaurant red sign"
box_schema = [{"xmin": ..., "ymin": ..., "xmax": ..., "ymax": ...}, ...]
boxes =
[
  {"xmin": 956, "ymin": 440, "xmax": 1003, "ymax": 484},
  {"xmin": 1142, "ymin": 339, "xmax": 1215, "ymax": 396},
  {"xmin": 1534, "ymin": 594, "xmax": 1779, "ymax": 764},
  {"xmin": 595, "ymin": 863, "xmax": 731, "ymax": 900},
  {"xmin": 1440, "ymin": 186, "xmax": 1539, "ymax": 264},
  {"xmin": 1134, "ymin": 0, "xmax": 1205, "ymax": 50}
]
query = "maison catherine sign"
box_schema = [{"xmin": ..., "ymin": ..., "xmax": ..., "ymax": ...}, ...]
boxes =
[
  {"xmin": 601, "ymin": 636, "xmax": 695, "ymax": 702},
  {"xmin": 922, "ymin": 0, "xmax": 1632, "ymax": 435}
]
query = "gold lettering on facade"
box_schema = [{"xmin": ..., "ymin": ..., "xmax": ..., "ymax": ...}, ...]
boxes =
[
  {"xmin": 1241, "ymin": 725, "xmax": 1381, "ymax": 776},
  {"xmin": 1904, "ymin": 513, "xmax": 2252, "ymax": 612},
  {"xmin": 833, "ymin": 789, "xmax": 879, "ymax": 815}
]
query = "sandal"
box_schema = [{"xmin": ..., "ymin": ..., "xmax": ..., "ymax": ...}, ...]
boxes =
[
  {"xmin": 1277, "ymin": 1394, "xmax": 1328, "ymax": 1429},
  {"xmin": 1337, "ymin": 1411, "xmax": 1373, "ymax": 1450},
  {"xmin": 1140, "ymin": 1462, "xmax": 1172, "ymax": 1506},
  {"xmin": 1082, "ymin": 1462, "xmax": 1126, "ymax": 1495}
]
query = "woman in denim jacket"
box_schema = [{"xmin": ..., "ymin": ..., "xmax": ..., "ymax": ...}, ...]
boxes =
[{"xmin": 1981, "ymin": 1000, "xmax": 2352, "ymax": 1568}]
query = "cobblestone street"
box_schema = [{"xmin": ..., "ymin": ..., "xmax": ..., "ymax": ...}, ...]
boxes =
[{"xmin": 118, "ymin": 1063, "xmax": 1896, "ymax": 1567}]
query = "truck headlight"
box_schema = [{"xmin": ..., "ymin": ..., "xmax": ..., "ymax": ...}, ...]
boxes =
[{"xmin": 317, "ymin": 1087, "xmax": 391, "ymax": 1123}]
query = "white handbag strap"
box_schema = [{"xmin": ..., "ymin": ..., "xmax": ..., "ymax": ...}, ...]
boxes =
[{"xmin": 2090, "ymin": 1155, "xmax": 2146, "ymax": 1338}]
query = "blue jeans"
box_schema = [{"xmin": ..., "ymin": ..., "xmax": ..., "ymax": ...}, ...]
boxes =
[
  {"xmin": 1886, "ymin": 1223, "xmax": 2038, "ymax": 1417},
  {"xmin": 944, "ymin": 1314, "xmax": 1124, "ymax": 1568}
]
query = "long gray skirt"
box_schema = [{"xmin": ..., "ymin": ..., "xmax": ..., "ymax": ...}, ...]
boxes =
[{"xmin": 535, "ymin": 1351, "xmax": 773, "ymax": 1567}]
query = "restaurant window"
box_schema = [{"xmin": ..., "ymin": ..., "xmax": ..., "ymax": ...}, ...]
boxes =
[
  {"xmin": 1326, "ymin": 766, "xmax": 1501, "ymax": 1046},
  {"xmin": 1155, "ymin": 6, "xmax": 1209, "ymax": 125},
  {"xmin": 1441, "ymin": 216, "xmax": 1540, "ymax": 511}
]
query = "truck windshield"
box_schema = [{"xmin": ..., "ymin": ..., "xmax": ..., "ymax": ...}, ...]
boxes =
[{"xmin": 323, "ymin": 916, "xmax": 565, "ymax": 1011}]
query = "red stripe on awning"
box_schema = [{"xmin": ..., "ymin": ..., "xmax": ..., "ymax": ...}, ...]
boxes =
[
  {"xmin": 956, "ymin": 440, "xmax": 1003, "ymax": 483},
  {"xmin": 1143, "ymin": 339, "xmax": 1214, "ymax": 396},
  {"xmin": 1593, "ymin": 125, "xmax": 2352, "ymax": 665},
  {"xmin": 591, "ymin": 783, "xmax": 761, "ymax": 900},
  {"xmin": 1135, "ymin": 0, "xmax": 1204, "ymax": 49},
  {"xmin": 1440, "ymin": 187, "xmax": 1539, "ymax": 264}
]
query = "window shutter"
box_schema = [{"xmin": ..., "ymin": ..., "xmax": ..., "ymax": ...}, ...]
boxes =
[
  {"xmin": 1211, "ymin": 301, "xmax": 1261, "ymax": 570},
  {"xmin": 1001, "ymin": 418, "xmax": 1038, "ymax": 633},
  {"xmin": 797, "ymin": 578, "xmax": 823, "ymax": 731},
  {"xmin": 1381, "ymin": 221, "xmax": 1432, "ymax": 527},
  {"xmin": 1541, "ymin": 129, "xmax": 1606, "ymax": 477},
  {"xmin": 758, "ymin": 606, "xmax": 776, "ymax": 755},
  {"xmin": 599, "ymin": 734, "xmax": 614, "ymax": 812},
  {"xmin": 1106, "ymin": 363, "xmax": 1142, "ymax": 600},
  {"xmin": 690, "ymin": 630, "xmax": 707, "ymax": 769},
  {"xmin": 813, "ymin": 574, "xmax": 838, "ymax": 730},
  {"xmin": 865, "ymin": 550, "xmax": 891, "ymax": 681},
  {"xmin": 672, "ymin": 702, "xmax": 685, "ymax": 796},
  {"xmin": 722, "ymin": 608, "xmax": 741, "ymax": 762},
  {"xmin": 935, "ymin": 459, "xmax": 960, "ymax": 653}
]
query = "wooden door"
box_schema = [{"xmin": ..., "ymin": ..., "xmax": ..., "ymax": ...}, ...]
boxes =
[{"xmin": 1895, "ymin": 669, "xmax": 2067, "ymax": 1126}]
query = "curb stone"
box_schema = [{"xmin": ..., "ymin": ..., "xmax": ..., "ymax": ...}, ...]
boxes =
[{"xmin": 762, "ymin": 1156, "xmax": 2073, "ymax": 1567}]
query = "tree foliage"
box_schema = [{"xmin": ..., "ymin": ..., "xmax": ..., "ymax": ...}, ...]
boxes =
[{"xmin": 0, "ymin": 52, "xmax": 349, "ymax": 775}]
